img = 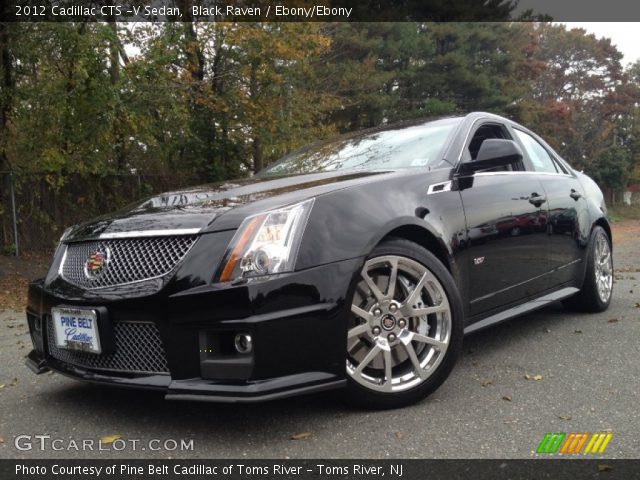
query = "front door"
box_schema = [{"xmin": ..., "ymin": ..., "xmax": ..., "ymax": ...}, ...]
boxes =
[
  {"xmin": 461, "ymin": 172, "xmax": 550, "ymax": 316},
  {"xmin": 457, "ymin": 121, "xmax": 551, "ymax": 316}
]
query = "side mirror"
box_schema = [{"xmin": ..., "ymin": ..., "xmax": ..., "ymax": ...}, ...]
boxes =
[{"xmin": 457, "ymin": 139, "xmax": 523, "ymax": 175}]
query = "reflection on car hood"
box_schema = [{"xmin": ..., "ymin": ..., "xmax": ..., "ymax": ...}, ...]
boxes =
[{"xmin": 66, "ymin": 170, "xmax": 390, "ymax": 241}]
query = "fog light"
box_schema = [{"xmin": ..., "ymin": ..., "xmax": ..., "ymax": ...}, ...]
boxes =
[{"xmin": 234, "ymin": 334, "xmax": 253, "ymax": 354}]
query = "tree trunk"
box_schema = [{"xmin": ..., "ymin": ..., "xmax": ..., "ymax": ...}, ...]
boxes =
[
  {"xmin": 178, "ymin": 0, "xmax": 204, "ymax": 83},
  {"xmin": 253, "ymin": 137, "xmax": 263, "ymax": 173},
  {"xmin": 249, "ymin": 61, "xmax": 262, "ymax": 174},
  {"xmin": 0, "ymin": 21, "xmax": 13, "ymax": 170},
  {"xmin": 109, "ymin": 21, "xmax": 120, "ymax": 84},
  {"xmin": 0, "ymin": 19, "xmax": 14, "ymax": 247},
  {"xmin": 108, "ymin": 21, "xmax": 127, "ymax": 172}
]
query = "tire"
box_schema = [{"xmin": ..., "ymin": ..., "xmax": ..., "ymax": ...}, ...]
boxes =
[
  {"xmin": 562, "ymin": 225, "xmax": 613, "ymax": 313},
  {"xmin": 344, "ymin": 238, "xmax": 463, "ymax": 409}
]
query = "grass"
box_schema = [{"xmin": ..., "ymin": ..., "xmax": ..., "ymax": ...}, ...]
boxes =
[{"xmin": 607, "ymin": 204, "xmax": 640, "ymax": 223}]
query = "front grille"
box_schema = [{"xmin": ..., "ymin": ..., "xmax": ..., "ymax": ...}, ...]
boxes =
[
  {"xmin": 47, "ymin": 318, "xmax": 170, "ymax": 375},
  {"xmin": 61, "ymin": 236, "xmax": 197, "ymax": 289}
]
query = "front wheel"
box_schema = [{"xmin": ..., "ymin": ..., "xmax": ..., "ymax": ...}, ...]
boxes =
[
  {"xmin": 562, "ymin": 225, "xmax": 613, "ymax": 312},
  {"xmin": 344, "ymin": 238, "xmax": 463, "ymax": 409}
]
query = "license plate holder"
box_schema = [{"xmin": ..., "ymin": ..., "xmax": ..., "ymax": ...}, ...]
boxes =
[{"xmin": 51, "ymin": 307, "xmax": 102, "ymax": 354}]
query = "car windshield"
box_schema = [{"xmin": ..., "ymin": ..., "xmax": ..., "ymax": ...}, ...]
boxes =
[{"xmin": 260, "ymin": 118, "xmax": 462, "ymax": 176}]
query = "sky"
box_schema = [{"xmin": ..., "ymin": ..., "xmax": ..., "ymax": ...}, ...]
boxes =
[{"xmin": 561, "ymin": 23, "xmax": 640, "ymax": 67}]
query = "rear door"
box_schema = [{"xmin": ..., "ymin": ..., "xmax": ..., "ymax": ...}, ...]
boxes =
[
  {"xmin": 510, "ymin": 127, "xmax": 587, "ymax": 286},
  {"xmin": 459, "ymin": 121, "xmax": 551, "ymax": 316}
]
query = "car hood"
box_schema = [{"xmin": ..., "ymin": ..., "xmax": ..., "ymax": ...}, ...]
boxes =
[{"xmin": 65, "ymin": 170, "xmax": 393, "ymax": 241}]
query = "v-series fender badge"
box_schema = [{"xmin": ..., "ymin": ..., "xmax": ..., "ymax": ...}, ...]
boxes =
[{"xmin": 474, "ymin": 257, "xmax": 485, "ymax": 265}]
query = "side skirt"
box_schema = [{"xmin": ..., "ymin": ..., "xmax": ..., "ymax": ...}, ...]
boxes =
[{"xmin": 463, "ymin": 287, "xmax": 579, "ymax": 335}]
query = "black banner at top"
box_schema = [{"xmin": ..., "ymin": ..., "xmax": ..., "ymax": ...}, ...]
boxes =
[{"xmin": 3, "ymin": 0, "xmax": 640, "ymax": 22}]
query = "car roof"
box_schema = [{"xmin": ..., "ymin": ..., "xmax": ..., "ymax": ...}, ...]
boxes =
[
  {"xmin": 369, "ymin": 112, "xmax": 523, "ymax": 134},
  {"xmin": 295, "ymin": 112, "xmax": 517, "ymax": 141}
]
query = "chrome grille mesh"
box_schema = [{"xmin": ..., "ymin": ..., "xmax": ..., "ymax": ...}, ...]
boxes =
[
  {"xmin": 61, "ymin": 236, "xmax": 197, "ymax": 289},
  {"xmin": 47, "ymin": 317, "xmax": 169, "ymax": 374}
]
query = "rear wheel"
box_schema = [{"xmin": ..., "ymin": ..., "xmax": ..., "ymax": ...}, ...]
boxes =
[
  {"xmin": 344, "ymin": 238, "xmax": 463, "ymax": 409},
  {"xmin": 562, "ymin": 225, "xmax": 613, "ymax": 312}
]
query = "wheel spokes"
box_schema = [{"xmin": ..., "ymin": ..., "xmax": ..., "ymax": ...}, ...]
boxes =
[
  {"xmin": 383, "ymin": 348, "xmax": 393, "ymax": 391},
  {"xmin": 402, "ymin": 340, "xmax": 427, "ymax": 380},
  {"xmin": 401, "ymin": 303, "xmax": 448, "ymax": 318},
  {"xmin": 412, "ymin": 332, "xmax": 447, "ymax": 350},
  {"xmin": 348, "ymin": 340, "xmax": 368, "ymax": 358},
  {"xmin": 403, "ymin": 271, "xmax": 428, "ymax": 307},
  {"xmin": 361, "ymin": 270, "xmax": 385, "ymax": 301},
  {"xmin": 386, "ymin": 257, "xmax": 399, "ymax": 300},
  {"xmin": 351, "ymin": 304, "xmax": 373, "ymax": 322},
  {"xmin": 347, "ymin": 323, "xmax": 369, "ymax": 339},
  {"xmin": 353, "ymin": 344, "xmax": 382, "ymax": 376}
]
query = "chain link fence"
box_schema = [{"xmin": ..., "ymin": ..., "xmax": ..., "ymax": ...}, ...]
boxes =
[{"xmin": 0, "ymin": 171, "xmax": 208, "ymax": 254}]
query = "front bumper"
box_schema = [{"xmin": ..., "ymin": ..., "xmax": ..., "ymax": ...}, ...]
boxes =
[{"xmin": 25, "ymin": 258, "xmax": 361, "ymax": 402}]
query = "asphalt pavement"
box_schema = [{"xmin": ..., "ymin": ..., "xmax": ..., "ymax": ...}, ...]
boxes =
[{"xmin": 0, "ymin": 222, "xmax": 638, "ymax": 459}]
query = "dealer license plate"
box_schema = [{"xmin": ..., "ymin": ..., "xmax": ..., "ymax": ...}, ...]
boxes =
[{"xmin": 51, "ymin": 307, "xmax": 101, "ymax": 354}]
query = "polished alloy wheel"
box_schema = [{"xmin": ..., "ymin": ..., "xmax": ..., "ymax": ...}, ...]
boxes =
[
  {"xmin": 346, "ymin": 255, "xmax": 452, "ymax": 392},
  {"xmin": 594, "ymin": 231, "xmax": 613, "ymax": 303}
]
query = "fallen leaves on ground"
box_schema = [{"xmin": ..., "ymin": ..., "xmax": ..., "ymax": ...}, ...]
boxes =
[
  {"xmin": 597, "ymin": 464, "xmax": 613, "ymax": 472},
  {"xmin": 617, "ymin": 266, "xmax": 639, "ymax": 272},
  {"xmin": 481, "ymin": 380, "xmax": 493, "ymax": 387},
  {"xmin": 608, "ymin": 318, "xmax": 619, "ymax": 323},
  {"xmin": 290, "ymin": 432, "xmax": 311, "ymax": 441},
  {"xmin": 394, "ymin": 432, "xmax": 403, "ymax": 440},
  {"xmin": 558, "ymin": 415, "xmax": 572, "ymax": 421},
  {"xmin": 9, "ymin": 378, "xmax": 17, "ymax": 387},
  {"xmin": 574, "ymin": 329, "xmax": 583, "ymax": 334},
  {"xmin": 0, "ymin": 272, "xmax": 29, "ymax": 312},
  {"xmin": 524, "ymin": 374, "xmax": 543, "ymax": 381},
  {"xmin": 0, "ymin": 436, "xmax": 4, "ymax": 445},
  {"xmin": 502, "ymin": 395, "xmax": 512, "ymax": 402},
  {"xmin": 99, "ymin": 435, "xmax": 122, "ymax": 445}
]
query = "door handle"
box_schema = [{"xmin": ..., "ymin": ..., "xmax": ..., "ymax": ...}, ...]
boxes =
[
  {"xmin": 570, "ymin": 189, "xmax": 582, "ymax": 200},
  {"xmin": 528, "ymin": 192, "xmax": 546, "ymax": 207}
]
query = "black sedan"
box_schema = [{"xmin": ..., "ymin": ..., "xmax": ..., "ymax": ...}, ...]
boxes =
[{"xmin": 25, "ymin": 112, "xmax": 613, "ymax": 408}]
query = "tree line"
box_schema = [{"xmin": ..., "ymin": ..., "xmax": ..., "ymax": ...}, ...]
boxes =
[{"xmin": 1, "ymin": 20, "xmax": 639, "ymax": 250}]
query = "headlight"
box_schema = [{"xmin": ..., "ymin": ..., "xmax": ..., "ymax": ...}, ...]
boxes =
[{"xmin": 217, "ymin": 199, "xmax": 314, "ymax": 282}]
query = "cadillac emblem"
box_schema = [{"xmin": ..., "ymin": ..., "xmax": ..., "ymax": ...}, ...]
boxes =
[{"xmin": 84, "ymin": 247, "xmax": 110, "ymax": 279}]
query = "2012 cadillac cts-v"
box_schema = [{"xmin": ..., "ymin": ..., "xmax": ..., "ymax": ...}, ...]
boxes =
[{"xmin": 25, "ymin": 112, "xmax": 613, "ymax": 408}]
